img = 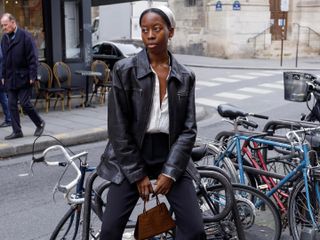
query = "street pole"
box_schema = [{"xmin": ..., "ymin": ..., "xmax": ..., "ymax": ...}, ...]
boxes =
[
  {"xmin": 295, "ymin": 24, "xmax": 300, "ymax": 68},
  {"xmin": 280, "ymin": 25, "xmax": 284, "ymax": 67}
]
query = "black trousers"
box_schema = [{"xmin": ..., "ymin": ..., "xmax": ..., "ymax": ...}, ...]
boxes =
[
  {"xmin": 100, "ymin": 133, "xmax": 206, "ymax": 240},
  {"xmin": 8, "ymin": 88, "xmax": 43, "ymax": 133}
]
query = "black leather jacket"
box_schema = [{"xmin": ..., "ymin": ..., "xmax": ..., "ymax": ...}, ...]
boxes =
[{"xmin": 97, "ymin": 49, "xmax": 198, "ymax": 184}]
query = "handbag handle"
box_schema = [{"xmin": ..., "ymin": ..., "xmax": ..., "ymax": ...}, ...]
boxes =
[{"xmin": 143, "ymin": 194, "xmax": 161, "ymax": 213}]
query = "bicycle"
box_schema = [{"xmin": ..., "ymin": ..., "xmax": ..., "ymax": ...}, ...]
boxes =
[
  {"xmin": 29, "ymin": 143, "xmax": 103, "ymax": 240},
  {"xmin": 262, "ymin": 71, "xmax": 320, "ymax": 153},
  {"xmin": 210, "ymin": 105, "xmax": 320, "ymax": 239},
  {"xmin": 29, "ymin": 137, "xmax": 242, "ymax": 240}
]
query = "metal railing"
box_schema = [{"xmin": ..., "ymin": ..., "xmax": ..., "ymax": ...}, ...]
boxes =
[
  {"xmin": 247, "ymin": 25, "xmax": 272, "ymax": 56},
  {"xmin": 293, "ymin": 23, "xmax": 320, "ymax": 67}
]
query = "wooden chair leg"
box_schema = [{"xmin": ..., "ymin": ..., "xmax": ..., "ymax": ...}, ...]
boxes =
[
  {"xmin": 61, "ymin": 95, "xmax": 65, "ymax": 111},
  {"xmin": 101, "ymin": 86, "xmax": 107, "ymax": 104},
  {"xmin": 81, "ymin": 91, "xmax": 85, "ymax": 108},
  {"xmin": 53, "ymin": 97, "xmax": 59, "ymax": 110},
  {"xmin": 89, "ymin": 85, "xmax": 97, "ymax": 104},
  {"xmin": 67, "ymin": 92, "xmax": 72, "ymax": 110}
]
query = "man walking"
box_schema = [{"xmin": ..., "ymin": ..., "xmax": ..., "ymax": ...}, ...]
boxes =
[
  {"xmin": 0, "ymin": 45, "xmax": 11, "ymax": 128},
  {"xmin": 1, "ymin": 13, "xmax": 45, "ymax": 140}
]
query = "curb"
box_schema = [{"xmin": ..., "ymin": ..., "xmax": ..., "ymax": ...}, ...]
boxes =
[
  {"xmin": 0, "ymin": 128, "xmax": 108, "ymax": 159},
  {"xmin": 184, "ymin": 63, "xmax": 320, "ymax": 71}
]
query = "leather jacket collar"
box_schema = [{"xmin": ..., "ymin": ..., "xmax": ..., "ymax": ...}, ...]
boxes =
[{"xmin": 136, "ymin": 49, "xmax": 182, "ymax": 83}]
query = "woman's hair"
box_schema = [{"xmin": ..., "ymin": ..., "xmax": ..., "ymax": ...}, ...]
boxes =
[{"xmin": 139, "ymin": 6, "xmax": 176, "ymax": 29}]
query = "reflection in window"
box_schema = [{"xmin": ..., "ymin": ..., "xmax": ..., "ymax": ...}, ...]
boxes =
[
  {"xmin": 64, "ymin": 0, "xmax": 81, "ymax": 59},
  {"xmin": 0, "ymin": 0, "xmax": 45, "ymax": 60}
]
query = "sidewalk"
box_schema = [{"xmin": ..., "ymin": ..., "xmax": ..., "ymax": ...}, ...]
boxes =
[
  {"xmin": 1, "ymin": 54, "xmax": 319, "ymax": 159},
  {"xmin": 175, "ymin": 54, "xmax": 320, "ymax": 71},
  {"xmin": 0, "ymin": 103, "xmax": 207, "ymax": 158}
]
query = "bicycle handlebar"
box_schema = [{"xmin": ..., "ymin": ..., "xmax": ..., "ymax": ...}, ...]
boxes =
[
  {"xmin": 249, "ymin": 113, "xmax": 269, "ymax": 119},
  {"xmin": 286, "ymin": 126, "xmax": 320, "ymax": 146},
  {"xmin": 31, "ymin": 145, "xmax": 88, "ymax": 204}
]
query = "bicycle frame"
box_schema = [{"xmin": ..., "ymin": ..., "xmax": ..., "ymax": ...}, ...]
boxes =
[{"xmin": 217, "ymin": 131, "xmax": 320, "ymax": 227}]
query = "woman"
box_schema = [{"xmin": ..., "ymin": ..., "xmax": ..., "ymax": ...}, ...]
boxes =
[{"xmin": 97, "ymin": 6, "xmax": 206, "ymax": 240}]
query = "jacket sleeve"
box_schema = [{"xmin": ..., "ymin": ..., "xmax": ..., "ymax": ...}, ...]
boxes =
[
  {"xmin": 162, "ymin": 71, "xmax": 197, "ymax": 181},
  {"xmin": 25, "ymin": 32, "xmax": 38, "ymax": 81},
  {"xmin": 107, "ymin": 64, "xmax": 146, "ymax": 184},
  {"xmin": 0, "ymin": 38, "xmax": 6, "ymax": 81}
]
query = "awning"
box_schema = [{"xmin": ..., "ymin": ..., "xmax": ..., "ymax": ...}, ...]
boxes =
[{"xmin": 92, "ymin": 0, "xmax": 141, "ymax": 6}]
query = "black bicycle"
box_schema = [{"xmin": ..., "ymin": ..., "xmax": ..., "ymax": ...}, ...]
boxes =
[{"xmin": 29, "ymin": 137, "xmax": 243, "ymax": 240}]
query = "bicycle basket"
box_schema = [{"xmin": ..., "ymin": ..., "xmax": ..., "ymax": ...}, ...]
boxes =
[{"xmin": 283, "ymin": 72, "xmax": 315, "ymax": 102}]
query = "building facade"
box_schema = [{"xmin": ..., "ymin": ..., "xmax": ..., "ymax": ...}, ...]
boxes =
[
  {"xmin": 0, "ymin": 0, "xmax": 92, "ymax": 87},
  {"xmin": 168, "ymin": 0, "xmax": 320, "ymax": 58}
]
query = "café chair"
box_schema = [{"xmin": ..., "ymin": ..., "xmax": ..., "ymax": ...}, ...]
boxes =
[
  {"xmin": 53, "ymin": 61, "xmax": 85, "ymax": 110},
  {"xmin": 34, "ymin": 62, "xmax": 65, "ymax": 113},
  {"xmin": 90, "ymin": 60, "xmax": 111, "ymax": 105}
]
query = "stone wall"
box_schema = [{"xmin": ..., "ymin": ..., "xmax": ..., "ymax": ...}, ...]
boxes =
[
  {"xmin": 169, "ymin": 0, "xmax": 270, "ymax": 58},
  {"xmin": 289, "ymin": 0, "xmax": 320, "ymax": 51}
]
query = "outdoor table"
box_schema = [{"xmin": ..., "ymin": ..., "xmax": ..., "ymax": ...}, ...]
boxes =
[{"xmin": 75, "ymin": 70, "xmax": 102, "ymax": 107}]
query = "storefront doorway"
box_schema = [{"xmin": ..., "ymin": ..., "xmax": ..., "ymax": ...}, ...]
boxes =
[{"xmin": 270, "ymin": 0, "xmax": 288, "ymax": 41}]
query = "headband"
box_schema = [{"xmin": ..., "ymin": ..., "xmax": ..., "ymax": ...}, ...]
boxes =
[{"xmin": 152, "ymin": 5, "xmax": 176, "ymax": 28}]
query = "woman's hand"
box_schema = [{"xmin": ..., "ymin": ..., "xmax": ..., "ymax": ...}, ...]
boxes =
[
  {"xmin": 154, "ymin": 174, "xmax": 173, "ymax": 196},
  {"xmin": 136, "ymin": 176, "xmax": 154, "ymax": 201}
]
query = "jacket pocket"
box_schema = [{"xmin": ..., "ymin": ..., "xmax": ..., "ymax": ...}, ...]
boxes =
[
  {"xmin": 177, "ymin": 91, "xmax": 189, "ymax": 101},
  {"xmin": 14, "ymin": 70, "xmax": 30, "ymax": 89}
]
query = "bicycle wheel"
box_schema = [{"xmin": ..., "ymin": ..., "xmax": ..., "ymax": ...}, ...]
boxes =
[
  {"xmin": 50, "ymin": 202, "xmax": 102, "ymax": 240},
  {"xmin": 197, "ymin": 143, "xmax": 239, "ymax": 183},
  {"xmin": 288, "ymin": 179, "xmax": 320, "ymax": 240},
  {"xmin": 197, "ymin": 170, "xmax": 234, "ymax": 222},
  {"xmin": 50, "ymin": 205, "xmax": 82, "ymax": 240},
  {"xmin": 208, "ymin": 184, "xmax": 282, "ymax": 240}
]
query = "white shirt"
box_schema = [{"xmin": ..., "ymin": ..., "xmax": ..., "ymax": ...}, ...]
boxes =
[{"xmin": 146, "ymin": 66, "xmax": 170, "ymax": 134}]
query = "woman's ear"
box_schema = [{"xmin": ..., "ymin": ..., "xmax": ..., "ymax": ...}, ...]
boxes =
[{"xmin": 168, "ymin": 28, "xmax": 175, "ymax": 39}]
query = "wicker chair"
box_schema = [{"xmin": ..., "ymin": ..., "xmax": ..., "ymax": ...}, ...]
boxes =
[
  {"xmin": 34, "ymin": 62, "xmax": 65, "ymax": 113},
  {"xmin": 53, "ymin": 62, "xmax": 85, "ymax": 110},
  {"xmin": 90, "ymin": 60, "xmax": 111, "ymax": 105}
]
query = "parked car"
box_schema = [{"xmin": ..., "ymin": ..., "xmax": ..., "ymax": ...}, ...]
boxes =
[{"xmin": 92, "ymin": 40, "xmax": 144, "ymax": 69}]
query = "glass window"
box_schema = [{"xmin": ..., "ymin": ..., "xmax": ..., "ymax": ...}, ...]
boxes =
[
  {"xmin": 63, "ymin": 0, "xmax": 81, "ymax": 59},
  {"xmin": 185, "ymin": 0, "xmax": 197, "ymax": 7},
  {"xmin": 0, "ymin": 0, "xmax": 45, "ymax": 60}
]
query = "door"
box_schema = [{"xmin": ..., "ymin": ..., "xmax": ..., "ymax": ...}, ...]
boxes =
[{"xmin": 270, "ymin": 0, "xmax": 288, "ymax": 40}]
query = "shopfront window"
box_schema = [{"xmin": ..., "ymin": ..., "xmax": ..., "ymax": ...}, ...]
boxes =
[
  {"xmin": 63, "ymin": 0, "xmax": 81, "ymax": 60},
  {"xmin": 0, "ymin": 0, "xmax": 45, "ymax": 60}
]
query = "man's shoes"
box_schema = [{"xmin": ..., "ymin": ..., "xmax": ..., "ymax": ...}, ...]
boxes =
[
  {"xmin": 34, "ymin": 121, "xmax": 45, "ymax": 136},
  {"xmin": 5, "ymin": 131, "xmax": 23, "ymax": 140},
  {"xmin": 0, "ymin": 121, "xmax": 12, "ymax": 128}
]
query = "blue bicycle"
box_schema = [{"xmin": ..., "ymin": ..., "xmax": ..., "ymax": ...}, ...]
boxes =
[{"xmin": 212, "ymin": 104, "xmax": 320, "ymax": 240}]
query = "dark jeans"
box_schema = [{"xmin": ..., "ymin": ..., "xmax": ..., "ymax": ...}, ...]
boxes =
[
  {"xmin": 100, "ymin": 133, "xmax": 206, "ymax": 240},
  {"xmin": 8, "ymin": 87, "xmax": 43, "ymax": 133},
  {"xmin": 0, "ymin": 90, "xmax": 11, "ymax": 123}
]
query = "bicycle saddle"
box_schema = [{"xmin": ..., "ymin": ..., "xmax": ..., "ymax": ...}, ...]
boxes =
[{"xmin": 217, "ymin": 104, "xmax": 246, "ymax": 120}]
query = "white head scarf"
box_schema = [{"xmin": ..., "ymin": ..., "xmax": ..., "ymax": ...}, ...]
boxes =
[{"xmin": 152, "ymin": 5, "xmax": 176, "ymax": 29}]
